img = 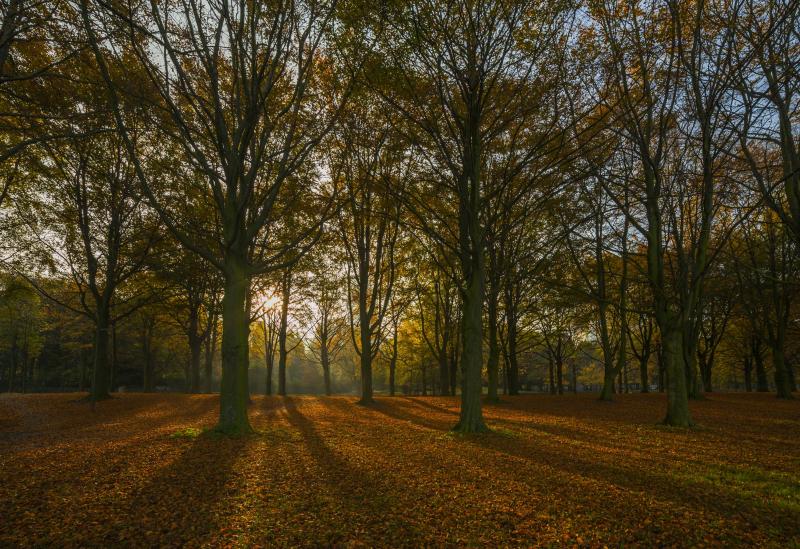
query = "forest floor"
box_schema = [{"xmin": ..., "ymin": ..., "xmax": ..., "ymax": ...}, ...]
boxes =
[{"xmin": 0, "ymin": 392, "xmax": 798, "ymax": 547}]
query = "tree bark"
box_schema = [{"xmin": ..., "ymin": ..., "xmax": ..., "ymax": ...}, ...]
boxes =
[
  {"xmin": 556, "ymin": 356, "xmax": 564, "ymax": 395},
  {"xmin": 600, "ymin": 357, "xmax": 616, "ymax": 400},
  {"xmin": 699, "ymin": 352, "xmax": 713, "ymax": 393},
  {"xmin": 216, "ymin": 256, "xmax": 252, "ymax": 434},
  {"xmin": 358, "ymin": 313, "xmax": 373, "ymax": 404},
  {"xmin": 204, "ymin": 313, "xmax": 217, "ymax": 394},
  {"xmin": 322, "ymin": 349, "xmax": 332, "ymax": 397},
  {"xmin": 278, "ymin": 272, "xmax": 291, "ymax": 397},
  {"xmin": 485, "ymin": 285, "xmax": 500, "ymax": 403},
  {"xmin": 639, "ymin": 351, "xmax": 650, "ymax": 393},
  {"xmin": 449, "ymin": 332, "xmax": 459, "ymax": 396},
  {"xmin": 454, "ymin": 266, "xmax": 487, "ymax": 432},
  {"xmin": 90, "ymin": 307, "xmax": 111, "ymax": 402},
  {"xmin": 188, "ymin": 308, "xmax": 202, "ymax": 393},
  {"xmin": 771, "ymin": 345, "xmax": 793, "ymax": 399},
  {"xmin": 754, "ymin": 342, "xmax": 769, "ymax": 392},
  {"xmin": 389, "ymin": 324, "xmax": 399, "ymax": 397},
  {"xmin": 506, "ymin": 314, "xmax": 519, "ymax": 395},
  {"xmin": 662, "ymin": 326, "xmax": 693, "ymax": 426},
  {"xmin": 743, "ymin": 356, "xmax": 753, "ymax": 392}
]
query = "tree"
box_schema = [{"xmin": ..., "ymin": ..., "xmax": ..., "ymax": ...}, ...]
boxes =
[
  {"xmin": 333, "ymin": 101, "xmax": 402, "ymax": 404},
  {"xmin": 373, "ymin": 0, "xmax": 571, "ymax": 431},
  {"xmin": 81, "ymin": 0, "xmax": 354, "ymax": 432},
  {"xmin": 14, "ymin": 126, "xmax": 157, "ymax": 402},
  {"xmin": 158, "ymin": 246, "xmax": 221, "ymax": 393},
  {"xmin": 729, "ymin": 207, "xmax": 797, "ymax": 398},
  {"xmin": 301, "ymin": 253, "xmax": 348, "ymax": 396},
  {"xmin": 414, "ymin": 246, "xmax": 458, "ymax": 397},
  {"xmin": 0, "ymin": 276, "xmax": 43, "ymax": 392}
]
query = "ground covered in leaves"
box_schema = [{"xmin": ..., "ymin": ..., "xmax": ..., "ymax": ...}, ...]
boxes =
[{"xmin": 0, "ymin": 392, "xmax": 798, "ymax": 547}]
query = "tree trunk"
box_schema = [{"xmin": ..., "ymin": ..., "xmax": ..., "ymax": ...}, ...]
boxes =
[
  {"xmin": 600, "ymin": 358, "xmax": 615, "ymax": 400},
  {"xmin": 266, "ymin": 357, "xmax": 274, "ymax": 396},
  {"xmin": 358, "ymin": 314, "xmax": 373, "ymax": 404},
  {"xmin": 662, "ymin": 327, "xmax": 693, "ymax": 427},
  {"xmin": 90, "ymin": 309, "xmax": 111, "ymax": 402},
  {"xmin": 453, "ymin": 268, "xmax": 487, "ymax": 432},
  {"xmin": 389, "ymin": 328, "xmax": 398, "ymax": 397},
  {"xmin": 79, "ymin": 346, "xmax": 87, "ymax": 392},
  {"xmin": 421, "ymin": 360, "xmax": 427, "ymax": 396},
  {"xmin": 204, "ymin": 314, "xmax": 217, "ymax": 393},
  {"xmin": 640, "ymin": 351, "xmax": 649, "ymax": 393},
  {"xmin": 278, "ymin": 272, "xmax": 291, "ymax": 397},
  {"xmin": 485, "ymin": 288, "xmax": 500, "ymax": 403},
  {"xmin": 743, "ymin": 356, "xmax": 753, "ymax": 392},
  {"xmin": 322, "ymin": 356, "xmax": 332, "ymax": 397},
  {"xmin": 621, "ymin": 354, "xmax": 629, "ymax": 395},
  {"xmin": 262, "ymin": 317, "xmax": 272, "ymax": 395},
  {"xmin": 700, "ymin": 353, "xmax": 713, "ymax": 393},
  {"xmin": 320, "ymin": 330, "xmax": 332, "ymax": 396},
  {"xmin": 548, "ymin": 357, "xmax": 555, "ymax": 395},
  {"xmin": 449, "ymin": 341, "xmax": 458, "ymax": 396},
  {"xmin": 771, "ymin": 345, "xmax": 793, "ymax": 399},
  {"xmin": 754, "ymin": 341, "xmax": 768, "ymax": 392},
  {"xmin": 438, "ymin": 353, "xmax": 449, "ymax": 396},
  {"xmin": 685, "ymin": 330, "xmax": 703, "ymax": 400},
  {"xmin": 556, "ymin": 357, "xmax": 564, "ymax": 395},
  {"xmin": 216, "ymin": 257, "xmax": 252, "ymax": 434},
  {"xmin": 188, "ymin": 309, "xmax": 202, "ymax": 393},
  {"xmin": 507, "ymin": 317, "xmax": 519, "ymax": 395},
  {"xmin": 110, "ymin": 322, "xmax": 117, "ymax": 393}
]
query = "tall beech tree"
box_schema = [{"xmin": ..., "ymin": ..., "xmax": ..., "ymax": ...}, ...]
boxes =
[
  {"xmin": 374, "ymin": 0, "xmax": 571, "ymax": 431},
  {"xmin": 586, "ymin": 0, "xmax": 692, "ymax": 424},
  {"xmin": 81, "ymin": 0, "xmax": 354, "ymax": 432},
  {"xmin": 334, "ymin": 103, "xmax": 402, "ymax": 404}
]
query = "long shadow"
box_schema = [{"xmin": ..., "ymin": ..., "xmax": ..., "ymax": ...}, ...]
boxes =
[
  {"xmin": 400, "ymin": 396, "xmax": 460, "ymax": 415},
  {"xmin": 317, "ymin": 397, "xmax": 800, "ymax": 545},
  {"xmin": 365, "ymin": 398, "xmax": 453, "ymax": 431},
  {"xmin": 462, "ymin": 425, "xmax": 800, "ymax": 541},
  {"xmin": 0, "ymin": 394, "xmax": 209, "ymax": 443},
  {"xmin": 282, "ymin": 397, "xmax": 391, "ymax": 497},
  {"xmin": 280, "ymin": 397, "xmax": 423, "ymax": 546},
  {"xmin": 32, "ymin": 430, "xmax": 248, "ymax": 547},
  {"xmin": 390, "ymin": 398, "xmax": 621, "ymax": 448},
  {"xmin": 114, "ymin": 435, "xmax": 244, "ymax": 545},
  {"xmin": 356, "ymin": 396, "xmax": 799, "ymax": 541}
]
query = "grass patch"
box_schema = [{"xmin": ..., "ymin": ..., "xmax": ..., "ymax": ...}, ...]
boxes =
[
  {"xmin": 169, "ymin": 427, "xmax": 203, "ymax": 439},
  {"xmin": 488, "ymin": 426, "xmax": 520, "ymax": 438},
  {"xmin": 681, "ymin": 464, "xmax": 800, "ymax": 512}
]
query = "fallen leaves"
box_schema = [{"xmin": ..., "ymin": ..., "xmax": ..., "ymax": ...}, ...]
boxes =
[{"xmin": 0, "ymin": 392, "xmax": 798, "ymax": 547}]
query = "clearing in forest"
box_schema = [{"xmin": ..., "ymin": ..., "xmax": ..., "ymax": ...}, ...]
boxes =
[{"xmin": 0, "ymin": 393, "xmax": 798, "ymax": 547}]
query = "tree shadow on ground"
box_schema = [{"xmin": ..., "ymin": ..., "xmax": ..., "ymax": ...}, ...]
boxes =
[
  {"xmin": 366, "ymin": 398, "xmax": 454, "ymax": 431},
  {"xmin": 92, "ymin": 431, "xmax": 249, "ymax": 546},
  {"xmin": 279, "ymin": 397, "xmax": 424, "ymax": 546},
  {"xmin": 354, "ymin": 396, "xmax": 799, "ymax": 543}
]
